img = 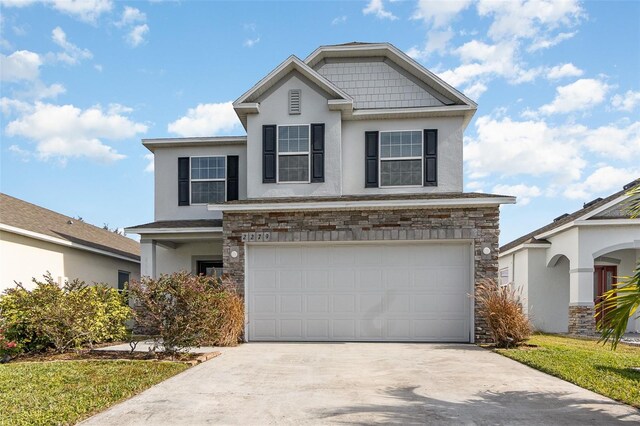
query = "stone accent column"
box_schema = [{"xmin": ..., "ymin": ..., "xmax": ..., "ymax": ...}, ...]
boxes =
[
  {"xmin": 568, "ymin": 305, "xmax": 596, "ymax": 335},
  {"xmin": 568, "ymin": 268, "xmax": 596, "ymax": 335}
]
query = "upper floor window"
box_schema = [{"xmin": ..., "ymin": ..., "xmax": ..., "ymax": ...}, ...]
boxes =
[
  {"xmin": 278, "ymin": 125, "xmax": 310, "ymax": 183},
  {"xmin": 191, "ymin": 156, "xmax": 226, "ymax": 204},
  {"xmin": 379, "ymin": 131, "xmax": 423, "ymax": 187}
]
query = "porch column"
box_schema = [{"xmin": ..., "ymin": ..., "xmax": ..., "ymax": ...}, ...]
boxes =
[
  {"xmin": 568, "ymin": 267, "xmax": 596, "ymax": 335},
  {"xmin": 140, "ymin": 239, "xmax": 157, "ymax": 279}
]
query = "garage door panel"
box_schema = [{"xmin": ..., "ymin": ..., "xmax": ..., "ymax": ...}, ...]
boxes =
[
  {"xmin": 247, "ymin": 243, "xmax": 471, "ymax": 342},
  {"xmin": 333, "ymin": 294, "xmax": 356, "ymax": 313},
  {"xmin": 280, "ymin": 295, "xmax": 303, "ymax": 313},
  {"xmin": 306, "ymin": 319, "xmax": 330, "ymax": 338},
  {"xmin": 306, "ymin": 270, "xmax": 329, "ymax": 290},
  {"xmin": 252, "ymin": 295, "xmax": 277, "ymax": 314},
  {"xmin": 307, "ymin": 295, "xmax": 329, "ymax": 313},
  {"xmin": 280, "ymin": 319, "xmax": 303, "ymax": 338},
  {"xmin": 332, "ymin": 319, "xmax": 356, "ymax": 338},
  {"xmin": 358, "ymin": 269, "xmax": 383, "ymax": 289},
  {"xmin": 360, "ymin": 294, "xmax": 383, "ymax": 313},
  {"xmin": 332, "ymin": 270, "xmax": 356, "ymax": 290}
]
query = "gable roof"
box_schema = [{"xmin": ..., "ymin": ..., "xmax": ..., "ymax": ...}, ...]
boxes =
[
  {"xmin": 234, "ymin": 42, "xmax": 478, "ymax": 129},
  {"xmin": 305, "ymin": 42, "xmax": 477, "ymax": 109},
  {"xmin": 233, "ymin": 55, "xmax": 353, "ymax": 128},
  {"xmin": 0, "ymin": 193, "xmax": 140, "ymax": 262},
  {"xmin": 500, "ymin": 179, "xmax": 640, "ymax": 253}
]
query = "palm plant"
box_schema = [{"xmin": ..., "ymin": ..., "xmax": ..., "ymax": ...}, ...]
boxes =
[{"xmin": 598, "ymin": 184, "xmax": 640, "ymax": 349}]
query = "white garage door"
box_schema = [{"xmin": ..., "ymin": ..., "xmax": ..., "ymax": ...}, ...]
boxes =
[{"xmin": 246, "ymin": 242, "xmax": 472, "ymax": 342}]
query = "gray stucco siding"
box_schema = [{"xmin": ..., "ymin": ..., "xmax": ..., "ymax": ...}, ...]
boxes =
[
  {"xmin": 246, "ymin": 72, "xmax": 342, "ymax": 199},
  {"xmin": 342, "ymin": 117, "xmax": 464, "ymax": 195},
  {"xmin": 154, "ymin": 145, "xmax": 247, "ymax": 221}
]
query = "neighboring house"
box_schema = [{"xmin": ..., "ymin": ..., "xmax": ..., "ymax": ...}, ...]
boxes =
[
  {"xmin": 127, "ymin": 42, "xmax": 515, "ymax": 343},
  {"xmin": 498, "ymin": 179, "xmax": 640, "ymax": 335},
  {"xmin": 0, "ymin": 193, "xmax": 140, "ymax": 292}
]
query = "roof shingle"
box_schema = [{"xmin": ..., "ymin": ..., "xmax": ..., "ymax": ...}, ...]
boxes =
[{"xmin": 0, "ymin": 193, "xmax": 140, "ymax": 261}]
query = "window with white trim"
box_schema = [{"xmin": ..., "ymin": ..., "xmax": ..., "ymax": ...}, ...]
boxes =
[
  {"xmin": 191, "ymin": 156, "xmax": 226, "ymax": 204},
  {"xmin": 278, "ymin": 125, "xmax": 310, "ymax": 182},
  {"xmin": 499, "ymin": 268, "xmax": 510, "ymax": 286},
  {"xmin": 379, "ymin": 130, "xmax": 423, "ymax": 186}
]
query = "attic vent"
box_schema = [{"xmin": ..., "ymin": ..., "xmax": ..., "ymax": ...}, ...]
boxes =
[
  {"xmin": 554, "ymin": 213, "xmax": 569, "ymax": 222},
  {"xmin": 288, "ymin": 89, "xmax": 301, "ymax": 115},
  {"xmin": 583, "ymin": 197, "xmax": 602, "ymax": 209},
  {"xmin": 623, "ymin": 179, "xmax": 640, "ymax": 191}
]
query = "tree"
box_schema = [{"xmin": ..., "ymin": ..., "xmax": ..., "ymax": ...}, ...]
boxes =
[{"xmin": 598, "ymin": 183, "xmax": 640, "ymax": 349}]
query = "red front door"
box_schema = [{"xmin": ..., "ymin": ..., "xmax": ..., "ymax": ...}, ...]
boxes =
[{"xmin": 594, "ymin": 265, "xmax": 617, "ymax": 327}]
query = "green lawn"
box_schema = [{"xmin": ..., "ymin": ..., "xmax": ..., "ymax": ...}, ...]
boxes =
[
  {"xmin": 496, "ymin": 334, "xmax": 640, "ymax": 408},
  {"xmin": 0, "ymin": 360, "xmax": 189, "ymax": 425}
]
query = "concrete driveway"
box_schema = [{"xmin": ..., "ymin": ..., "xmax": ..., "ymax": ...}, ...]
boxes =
[{"xmin": 83, "ymin": 343, "xmax": 640, "ymax": 425}]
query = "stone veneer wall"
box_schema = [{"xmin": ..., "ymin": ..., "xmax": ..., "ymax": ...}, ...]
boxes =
[
  {"xmin": 223, "ymin": 207, "xmax": 500, "ymax": 343},
  {"xmin": 568, "ymin": 305, "xmax": 596, "ymax": 335}
]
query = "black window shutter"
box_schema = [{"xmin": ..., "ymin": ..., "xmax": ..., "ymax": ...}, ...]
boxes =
[
  {"xmin": 365, "ymin": 131, "xmax": 379, "ymax": 188},
  {"xmin": 310, "ymin": 123, "xmax": 325, "ymax": 183},
  {"xmin": 226, "ymin": 155, "xmax": 239, "ymax": 201},
  {"xmin": 178, "ymin": 157, "xmax": 190, "ymax": 206},
  {"xmin": 424, "ymin": 129, "xmax": 438, "ymax": 186},
  {"xmin": 263, "ymin": 125, "xmax": 277, "ymax": 183}
]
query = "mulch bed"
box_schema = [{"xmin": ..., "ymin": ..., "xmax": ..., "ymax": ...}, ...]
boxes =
[{"xmin": 9, "ymin": 349, "xmax": 220, "ymax": 365}]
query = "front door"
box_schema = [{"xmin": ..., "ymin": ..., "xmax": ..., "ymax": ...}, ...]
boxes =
[{"xmin": 594, "ymin": 265, "xmax": 617, "ymax": 327}]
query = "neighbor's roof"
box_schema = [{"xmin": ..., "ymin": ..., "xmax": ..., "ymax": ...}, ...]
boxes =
[
  {"xmin": 0, "ymin": 193, "xmax": 140, "ymax": 261},
  {"xmin": 500, "ymin": 179, "xmax": 640, "ymax": 253}
]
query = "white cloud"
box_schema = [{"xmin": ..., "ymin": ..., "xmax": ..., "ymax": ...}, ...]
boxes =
[
  {"xmin": 144, "ymin": 153, "xmax": 154, "ymax": 173},
  {"xmin": 48, "ymin": 0, "xmax": 113, "ymax": 24},
  {"xmin": 4, "ymin": 101, "xmax": 147, "ymax": 162},
  {"xmin": 126, "ymin": 24, "xmax": 149, "ymax": 47},
  {"xmin": 331, "ymin": 15, "xmax": 347, "ymax": 25},
  {"xmin": 51, "ymin": 26, "xmax": 92, "ymax": 65},
  {"xmin": 8, "ymin": 144, "xmax": 31, "ymax": 161},
  {"xmin": 464, "ymin": 115, "xmax": 585, "ymax": 182},
  {"xmin": 546, "ymin": 63, "xmax": 583, "ymax": 80},
  {"xmin": 94, "ymin": 64, "xmax": 103, "ymax": 72},
  {"xmin": 465, "ymin": 180, "xmax": 485, "ymax": 193},
  {"xmin": 492, "ymin": 183, "xmax": 541, "ymax": 205},
  {"xmin": 576, "ymin": 121, "xmax": 640, "ymax": 160},
  {"xmin": 0, "ymin": 97, "xmax": 32, "ymax": 115},
  {"xmin": 539, "ymin": 78, "xmax": 609, "ymax": 115},
  {"xmin": 412, "ymin": 0, "xmax": 472, "ymax": 27},
  {"xmin": 243, "ymin": 37, "xmax": 260, "ymax": 48},
  {"xmin": 463, "ymin": 81, "xmax": 487, "ymax": 100},
  {"xmin": 1, "ymin": 0, "xmax": 113, "ymax": 23},
  {"xmin": 19, "ymin": 81, "xmax": 66, "ymax": 100},
  {"xmin": 168, "ymin": 102, "xmax": 242, "ymax": 137},
  {"xmin": 117, "ymin": 6, "xmax": 146, "ymax": 27},
  {"xmin": 611, "ymin": 90, "xmax": 640, "ymax": 112},
  {"xmin": 406, "ymin": 28, "xmax": 454, "ymax": 60},
  {"xmin": 563, "ymin": 166, "xmax": 640, "ymax": 200},
  {"xmin": 528, "ymin": 31, "xmax": 576, "ymax": 52},
  {"xmin": 476, "ymin": 0, "xmax": 583, "ymax": 42},
  {"xmin": 363, "ymin": 0, "xmax": 398, "ymax": 20},
  {"xmin": 0, "ymin": 50, "xmax": 41, "ymax": 82}
]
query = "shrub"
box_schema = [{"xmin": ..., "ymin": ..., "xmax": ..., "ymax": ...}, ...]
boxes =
[
  {"xmin": 0, "ymin": 273, "xmax": 132, "ymax": 353},
  {"xmin": 475, "ymin": 279, "xmax": 532, "ymax": 348},
  {"xmin": 128, "ymin": 272, "xmax": 244, "ymax": 354},
  {"xmin": 0, "ymin": 326, "xmax": 21, "ymax": 362}
]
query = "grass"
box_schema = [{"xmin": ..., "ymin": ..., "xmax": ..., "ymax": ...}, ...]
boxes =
[
  {"xmin": 0, "ymin": 360, "xmax": 189, "ymax": 425},
  {"xmin": 496, "ymin": 334, "xmax": 640, "ymax": 408}
]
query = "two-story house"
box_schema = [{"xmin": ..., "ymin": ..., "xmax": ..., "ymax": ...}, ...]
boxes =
[{"xmin": 127, "ymin": 43, "xmax": 515, "ymax": 343}]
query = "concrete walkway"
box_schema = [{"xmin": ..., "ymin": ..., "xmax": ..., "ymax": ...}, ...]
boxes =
[{"xmin": 82, "ymin": 343, "xmax": 640, "ymax": 425}]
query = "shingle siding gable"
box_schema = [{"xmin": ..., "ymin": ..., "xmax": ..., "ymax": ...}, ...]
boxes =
[{"xmin": 314, "ymin": 58, "xmax": 451, "ymax": 109}]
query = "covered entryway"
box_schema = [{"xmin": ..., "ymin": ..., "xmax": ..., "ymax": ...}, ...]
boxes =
[{"xmin": 246, "ymin": 241, "xmax": 472, "ymax": 342}]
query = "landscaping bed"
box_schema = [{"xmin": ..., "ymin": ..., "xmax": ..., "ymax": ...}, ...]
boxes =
[
  {"xmin": 0, "ymin": 360, "xmax": 190, "ymax": 425},
  {"xmin": 11, "ymin": 348, "xmax": 220, "ymax": 364},
  {"xmin": 495, "ymin": 334, "xmax": 640, "ymax": 408}
]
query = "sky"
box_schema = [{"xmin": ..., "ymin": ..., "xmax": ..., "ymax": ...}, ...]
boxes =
[{"xmin": 0, "ymin": 0, "xmax": 639, "ymax": 245}]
